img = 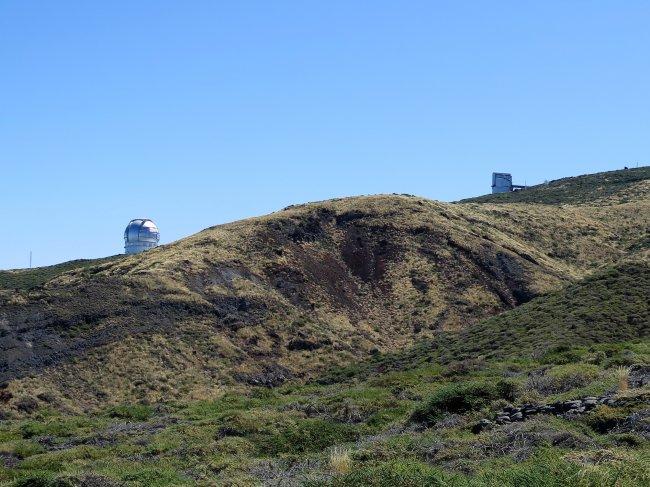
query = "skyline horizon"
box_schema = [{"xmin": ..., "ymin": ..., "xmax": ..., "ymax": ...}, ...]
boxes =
[{"xmin": 4, "ymin": 164, "xmax": 644, "ymax": 271}]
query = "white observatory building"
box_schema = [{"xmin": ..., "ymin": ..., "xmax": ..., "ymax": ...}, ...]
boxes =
[
  {"xmin": 492, "ymin": 172, "xmax": 526, "ymax": 194},
  {"xmin": 492, "ymin": 173, "xmax": 513, "ymax": 193},
  {"xmin": 124, "ymin": 219, "xmax": 160, "ymax": 254}
]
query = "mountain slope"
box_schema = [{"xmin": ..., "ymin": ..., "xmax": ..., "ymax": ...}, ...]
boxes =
[
  {"xmin": 324, "ymin": 260, "xmax": 649, "ymax": 383},
  {"xmin": 0, "ymin": 262, "xmax": 647, "ymax": 486},
  {"xmin": 0, "ymin": 169, "xmax": 648, "ymax": 412}
]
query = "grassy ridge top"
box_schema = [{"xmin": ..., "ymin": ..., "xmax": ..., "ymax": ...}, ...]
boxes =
[
  {"xmin": 0, "ymin": 257, "xmax": 122, "ymax": 291},
  {"xmin": 2, "ymin": 165, "xmax": 646, "ymax": 290},
  {"xmin": 459, "ymin": 166, "xmax": 650, "ymax": 205}
]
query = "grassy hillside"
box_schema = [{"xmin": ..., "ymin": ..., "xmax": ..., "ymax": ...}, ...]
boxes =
[
  {"xmin": 1, "ymin": 164, "xmax": 649, "ymax": 412},
  {"xmin": 1, "ymin": 185, "xmax": 647, "ymax": 411},
  {"xmin": 324, "ymin": 261, "xmax": 649, "ymax": 383},
  {"xmin": 0, "ymin": 262, "xmax": 647, "ymax": 486},
  {"xmin": 460, "ymin": 166, "xmax": 650, "ymax": 205}
]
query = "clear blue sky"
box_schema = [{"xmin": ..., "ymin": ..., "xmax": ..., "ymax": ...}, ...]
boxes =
[{"xmin": 1, "ymin": 1, "xmax": 648, "ymax": 269}]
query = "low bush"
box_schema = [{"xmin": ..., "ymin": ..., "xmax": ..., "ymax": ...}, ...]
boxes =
[
  {"xmin": 2, "ymin": 439, "xmax": 45, "ymax": 459},
  {"xmin": 19, "ymin": 417, "xmax": 97, "ymax": 439},
  {"xmin": 121, "ymin": 467, "xmax": 188, "ymax": 486},
  {"xmin": 609, "ymin": 433, "xmax": 644, "ymax": 448},
  {"xmin": 541, "ymin": 345, "xmax": 584, "ymax": 365},
  {"xmin": 410, "ymin": 380, "xmax": 516, "ymax": 425},
  {"xmin": 583, "ymin": 406, "xmax": 627, "ymax": 433},
  {"xmin": 526, "ymin": 363, "xmax": 600, "ymax": 395},
  {"xmin": 257, "ymin": 418, "xmax": 361, "ymax": 455},
  {"xmin": 215, "ymin": 410, "xmax": 361, "ymax": 455},
  {"xmin": 602, "ymin": 350, "xmax": 638, "ymax": 368},
  {"xmin": 495, "ymin": 378, "xmax": 520, "ymax": 401}
]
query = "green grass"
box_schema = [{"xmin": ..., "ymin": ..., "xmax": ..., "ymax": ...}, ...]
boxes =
[
  {"xmin": 1, "ymin": 336, "xmax": 647, "ymax": 485},
  {"xmin": 308, "ymin": 448, "xmax": 650, "ymax": 487}
]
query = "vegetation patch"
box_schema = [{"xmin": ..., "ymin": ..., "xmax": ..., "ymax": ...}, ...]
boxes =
[{"xmin": 410, "ymin": 380, "xmax": 516, "ymax": 425}]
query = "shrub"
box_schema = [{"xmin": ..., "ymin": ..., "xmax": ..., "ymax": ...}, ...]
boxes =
[
  {"xmin": 587, "ymin": 351, "xmax": 607, "ymax": 365},
  {"xmin": 495, "ymin": 379, "xmax": 519, "ymax": 401},
  {"xmin": 5, "ymin": 439, "xmax": 45, "ymax": 459},
  {"xmin": 410, "ymin": 381, "xmax": 504, "ymax": 425},
  {"xmin": 603, "ymin": 350, "xmax": 638, "ymax": 368},
  {"xmin": 20, "ymin": 422, "xmax": 44, "ymax": 439},
  {"xmin": 213, "ymin": 436, "xmax": 256, "ymax": 455},
  {"xmin": 526, "ymin": 364, "xmax": 600, "ymax": 394},
  {"xmin": 584, "ymin": 405, "xmax": 627, "ymax": 433},
  {"xmin": 541, "ymin": 345, "xmax": 583, "ymax": 365},
  {"xmin": 121, "ymin": 467, "xmax": 187, "ymax": 486},
  {"xmin": 11, "ymin": 475, "xmax": 74, "ymax": 487},
  {"xmin": 215, "ymin": 410, "xmax": 361, "ymax": 455},
  {"xmin": 257, "ymin": 418, "xmax": 360, "ymax": 455},
  {"xmin": 610, "ymin": 433, "xmax": 644, "ymax": 448},
  {"xmin": 14, "ymin": 396, "xmax": 39, "ymax": 414},
  {"xmin": 19, "ymin": 417, "xmax": 95, "ymax": 439}
]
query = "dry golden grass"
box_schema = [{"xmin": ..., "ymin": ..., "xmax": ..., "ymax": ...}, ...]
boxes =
[
  {"xmin": 614, "ymin": 366, "xmax": 631, "ymax": 393},
  {"xmin": 329, "ymin": 446, "xmax": 352, "ymax": 474}
]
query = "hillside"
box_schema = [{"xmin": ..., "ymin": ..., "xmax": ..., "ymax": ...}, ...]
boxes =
[
  {"xmin": 460, "ymin": 166, "xmax": 650, "ymax": 205},
  {"xmin": 0, "ymin": 262, "xmax": 647, "ymax": 486},
  {"xmin": 1, "ymin": 169, "xmax": 648, "ymax": 413},
  {"xmin": 324, "ymin": 261, "xmax": 649, "ymax": 383}
]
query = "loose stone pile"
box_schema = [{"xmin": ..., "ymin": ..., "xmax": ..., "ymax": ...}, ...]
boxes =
[
  {"xmin": 471, "ymin": 365, "xmax": 649, "ymax": 434},
  {"xmin": 472, "ymin": 394, "xmax": 617, "ymax": 433},
  {"xmin": 493, "ymin": 394, "xmax": 615, "ymax": 425}
]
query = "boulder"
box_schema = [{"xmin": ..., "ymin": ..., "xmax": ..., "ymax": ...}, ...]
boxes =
[{"xmin": 583, "ymin": 398, "xmax": 598, "ymax": 408}]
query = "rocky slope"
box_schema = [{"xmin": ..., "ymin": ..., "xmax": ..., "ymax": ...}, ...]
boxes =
[{"xmin": 0, "ymin": 168, "xmax": 648, "ymax": 412}]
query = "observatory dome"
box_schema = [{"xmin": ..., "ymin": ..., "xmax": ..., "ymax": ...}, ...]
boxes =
[{"xmin": 124, "ymin": 219, "xmax": 160, "ymax": 254}]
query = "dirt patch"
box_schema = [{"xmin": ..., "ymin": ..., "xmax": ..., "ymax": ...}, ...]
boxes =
[{"xmin": 340, "ymin": 225, "xmax": 400, "ymax": 284}]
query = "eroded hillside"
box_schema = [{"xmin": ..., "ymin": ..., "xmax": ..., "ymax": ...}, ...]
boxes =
[
  {"xmin": 0, "ymin": 262, "xmax": 647, "ymax": 486},
  {"xmin": 0, "ymin": 169, "xmax": 648, "ymax": 412}
]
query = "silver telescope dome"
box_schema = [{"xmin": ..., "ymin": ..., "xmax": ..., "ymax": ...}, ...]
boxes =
[{"xmin": 124, "ymin": 219, "xmax": 160, "ymax": 254}]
